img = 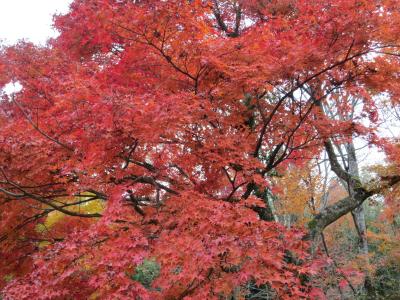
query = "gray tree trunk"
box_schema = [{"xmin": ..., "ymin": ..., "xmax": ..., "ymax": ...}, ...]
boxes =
[{"xmin": 340, "ymin": 142, "xmax": 369, "ymax": 256}]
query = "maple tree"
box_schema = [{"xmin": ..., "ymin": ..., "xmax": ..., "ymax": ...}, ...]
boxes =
[{"xmin": 1, "ymin": 0, "xmax": 400, "ymax": 299}]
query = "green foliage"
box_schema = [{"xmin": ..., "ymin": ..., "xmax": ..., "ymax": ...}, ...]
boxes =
[
  {"xmin": 245, "ymin": 281, "xmax": 277, "ymax": 300},
  {"xmin": 364, "ymin": 200, "xmax": 383, "ymax": 233},
  {"xmin": 131, "ymin": 259, "xmax": 160, "ymax": 289},
  {"xmin": 307, "ymin": 219, "xmax": 317, "ymax": 231},
  {"xmin": 2, "ymin": 275, "xmax": 13, "ymax": 283},
  {"xmin": 357, "ymin": 265, "xmax": 400, "ymax": 300}
]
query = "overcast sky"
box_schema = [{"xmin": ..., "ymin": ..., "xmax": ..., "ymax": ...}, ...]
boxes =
[{"xmin": 0, "ymin": 0, "xmax": 72, "ymax": 45}]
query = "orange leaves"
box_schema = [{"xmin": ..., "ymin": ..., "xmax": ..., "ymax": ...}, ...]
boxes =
[{"xmin": 272, "ymin": 163, "xmax": 323, "ymax": 225}]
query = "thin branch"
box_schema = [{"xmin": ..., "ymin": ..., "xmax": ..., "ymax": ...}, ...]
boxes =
[{"xmin": 12, "ymin": 96, "xmax": 74, "ymax": 151}]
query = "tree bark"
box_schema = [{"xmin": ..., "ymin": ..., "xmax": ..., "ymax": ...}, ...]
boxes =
[{"xmin": 308, "ymin": 139, "xmax": 400, "ymax": 253}]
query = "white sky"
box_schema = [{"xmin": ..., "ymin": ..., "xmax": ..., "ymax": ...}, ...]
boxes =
[{"xmin": 0, "ymin": 0, "xmax": 72, "ymax": 45}]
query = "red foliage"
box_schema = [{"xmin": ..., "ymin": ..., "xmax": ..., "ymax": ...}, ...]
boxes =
[
  {"xmin": 3, "ymin": 191, "xmax": 314, "ymax": 299},
  {"xmin": 1, "ymin": 0, "xmax": 400, "ymax": 298}
]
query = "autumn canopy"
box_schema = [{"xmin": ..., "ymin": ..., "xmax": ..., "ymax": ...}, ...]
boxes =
[{"xmin": 1, "ymin": 0, "xmax": 400, "ymax": 299}]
